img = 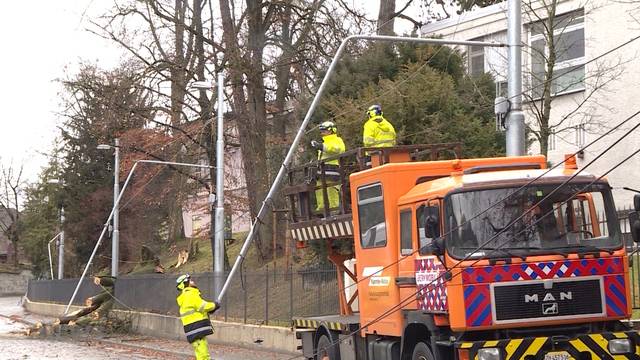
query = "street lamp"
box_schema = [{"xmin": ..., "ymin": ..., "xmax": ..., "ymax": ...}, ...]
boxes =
[
  {"xmin": 97, "ymin": 138, "xmax": 120, "ymax": 277},
  {"xmin": 192, "ymin": 74, "xmax": 225, "ymax": 296},
  {"xmin": 47, "ymin": 179, "xmax": 65, "ymax": 279}
]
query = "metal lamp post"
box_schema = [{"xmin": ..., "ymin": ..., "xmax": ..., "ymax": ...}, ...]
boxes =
[
  {"xmin": 192, "ymin": 74, "xmax": 225, "ymax": 296},
  {"xmin": 47, "ymin": 179, "xmax": 65, "ymax": 279},
  {"xmin": 97, "ymin": 138, "xmax": 120, "ymax": 277}
]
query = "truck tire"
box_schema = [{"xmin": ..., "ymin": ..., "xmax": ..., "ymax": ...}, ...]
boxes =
[
  {"xmin": 412, "ymin": 342, "xmax": 434, "ymax": 360},
  {"xmin": 316, "ymin": 334, "xmax": 340, "ymax": 360}
]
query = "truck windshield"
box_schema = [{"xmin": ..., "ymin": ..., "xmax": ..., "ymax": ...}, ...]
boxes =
[{"xmin": 444, "ymin": 182, "xmax": 621, "ymax": 259}]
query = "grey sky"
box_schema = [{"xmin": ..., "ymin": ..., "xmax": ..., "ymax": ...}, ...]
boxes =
[{"xmin": 0, "ymin": 1, "xmax": 122, "ymax": 183}]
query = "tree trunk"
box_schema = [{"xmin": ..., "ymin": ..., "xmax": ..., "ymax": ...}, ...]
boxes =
[
  {"xmin": 219, "ymin": 0, "xmax": 268, "ymax": 259},
  {"xmin": 56, "ymin": 304, "xmax": 100, "ymax": 325},
  {"xmin": 377, "ymin": 0, "xmax": 396, "ymax": 35},
  {"xmin": 85, "ymin": 291, "xmax": 112, "ymax": 307},
  {"xmin": 539, "ymin": 9, "xmax": 557, "ymax": 158}
]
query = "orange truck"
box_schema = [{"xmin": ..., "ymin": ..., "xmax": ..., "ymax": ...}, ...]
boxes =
[{"xmin": 284, "ymin": 144, "xmax": 640, "ymax": 360}]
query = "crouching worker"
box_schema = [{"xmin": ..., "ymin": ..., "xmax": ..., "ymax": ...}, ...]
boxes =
[{"xmin": 176, "ymin": 274, "xmax": 220, "ymax": 360}]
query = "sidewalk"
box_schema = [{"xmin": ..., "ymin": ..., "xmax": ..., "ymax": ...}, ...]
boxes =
[{"xmin": 95, "ymin": 334, "xmax": 293, "ymax": 360}]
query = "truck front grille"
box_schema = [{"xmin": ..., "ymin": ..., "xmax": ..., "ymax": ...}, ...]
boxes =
[{"xmin": 492, "ymin": 277, "xmax": 604, "ymax": 323}]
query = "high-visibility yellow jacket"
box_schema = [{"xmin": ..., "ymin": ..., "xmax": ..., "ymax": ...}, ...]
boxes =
[
  {"xmin": 177, "ymin": 287, "xmax": 217, "ymax": 343},
  {"xmin": 363, "ymin": 116, "xmax": 396, "ymax": 147},
  {"xmin": 317, "ymin": 133, "xmax": 346, "ymax": 165}
]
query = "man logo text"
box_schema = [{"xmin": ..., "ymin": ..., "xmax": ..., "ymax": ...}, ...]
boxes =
[{"xmin": 524, "ymin": 292, "xmax": 572, "ymax": 303}]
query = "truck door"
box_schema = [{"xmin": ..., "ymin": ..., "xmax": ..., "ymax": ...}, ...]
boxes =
[
  {"xmin": 415, "ymin": 199, "xmax": 448, "ymax": 313},
  {"xmin": 398, "ymin": 206, "xmax": 417, "ymax": 309},
  {"xmin": 355, "ymin": 182, "xmax": 403, "ymax": 336}
]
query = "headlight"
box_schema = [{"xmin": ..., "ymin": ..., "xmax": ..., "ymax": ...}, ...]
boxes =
[
  {"xmin": 477, "ymin": 348, "xmax": 502, "ymax": 360},
  {"xmin": 608, "ymin": 339, "xmax": 633, "ymax": 354}
]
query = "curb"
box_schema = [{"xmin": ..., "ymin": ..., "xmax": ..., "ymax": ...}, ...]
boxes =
[{"xmin": 93, "ymin": 337, "xmax": 193, "ymax": 358}]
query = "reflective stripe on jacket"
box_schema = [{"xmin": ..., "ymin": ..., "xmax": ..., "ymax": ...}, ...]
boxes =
[
  {"xmin": 177, "ymin": 287, "xmax": 217, "ymax": 343},
  {"xmin": 317, "ymin": 133, "xmax": 346, "ymax": 165},
  {"xmin": 363, "ymin": 116, "xmax": 396, "ymax": 147}
]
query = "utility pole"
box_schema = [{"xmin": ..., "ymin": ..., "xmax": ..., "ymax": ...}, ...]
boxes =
[
  {"xmin": 214, "ymin": 72, "xmax": 225, "ymax": 297},
  {"xmin": 97, "ymin": 138, "xmax": 120, "ymax": 277},
  {"xmin": 192, "ymin": 76, "xmax": 226, "ymax": 296},
  {"xmin": 506, "ymin": 0, "xmax": 526, "ymax": 156},
  {"xmin": 57, "ymin": 206, "xmax": 65, "ymax": 279},
  {"xmin": 112, "ymin": 138, "xmax": 120, "ymax": 277}
]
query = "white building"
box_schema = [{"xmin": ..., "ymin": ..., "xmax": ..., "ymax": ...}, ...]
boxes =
[
  {"xmin": 421, "ymin": 0, "xmax": 640, "ymax": 207},
  {"xmin": 182, "ymin": 119, "xmax": 251, "ymax": 238}
]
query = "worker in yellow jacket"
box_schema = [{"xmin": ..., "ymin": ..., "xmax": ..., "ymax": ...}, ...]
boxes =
[
  {"xmin": 176, "ymin": 274, "xmax": 220, "ymax": 360},
  {"xmin": 311, "ymin": 121, "xmax": 346, "ymax": 211},
  {"xmin": 363, "ymin": 104, "xmax": 396, "ymax": 148}
]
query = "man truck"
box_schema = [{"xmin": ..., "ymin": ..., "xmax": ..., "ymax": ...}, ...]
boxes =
[{"xmin": 284, "ymin": 144, "xmax": 640, "ymax": 360}]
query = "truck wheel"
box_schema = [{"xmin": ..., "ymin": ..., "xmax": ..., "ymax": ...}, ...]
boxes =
[
  {"xmin": 316, "ymin": 334, "xmax": 340, "ymax": 360},
  {"xmin": 412, "ymin": 342, "xmax": 434, "ymax": 360}
]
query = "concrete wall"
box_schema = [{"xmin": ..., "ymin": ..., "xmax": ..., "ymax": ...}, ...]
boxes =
[
  {"xmin": 23, "ymin": 298, "xmax": 299, "ymax": 355},
  {"xmin": 0, "ymin": 270, "xmax": 32, "ymax": 296}
]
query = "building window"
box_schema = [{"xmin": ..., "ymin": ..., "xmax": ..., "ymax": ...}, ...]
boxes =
[
  {"xmin": 549, "ymin": 129, "xmax": 557, "ymax": 151},
  {"xmin": 358, "ymin": 183, "xmax": 387, "ymax": 248},
  {"xmin": 575, "ymin": 124, "xmax": 586, "ymax": 147},
  {"xmin": 468, "ymin": 37, "xmax": 485, "ymax": 76},
  {"xmin": 530, "ymin": 10, "xmax": 585, "ymax": 98},
  {"xmin": 496, "ymin": 80, "xmax": 508, "ymax": 97}
]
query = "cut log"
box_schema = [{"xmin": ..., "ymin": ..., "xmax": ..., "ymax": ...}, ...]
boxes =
[
  {"xmin": 93, "ymin": 276, "xmax": 115, "ymax": 287},
  {"xmin": 57, "ymin": 303, "xmax": 99, "ymax": 325},
  {"xmin": 85, "ymin": 291, "xmax": 112, "ymax": 307},
  {"xmin": 92, "ymin": 299, "xmax": 114, "ymax": 320},
  {"xmin": 175, "ymin": 249, "xmax": 189, "ymax": 268}
]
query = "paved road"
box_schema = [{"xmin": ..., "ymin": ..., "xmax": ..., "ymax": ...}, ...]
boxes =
[{"xmin": 0, "ymin": 296, "xmax": 296, "ymax": 360}]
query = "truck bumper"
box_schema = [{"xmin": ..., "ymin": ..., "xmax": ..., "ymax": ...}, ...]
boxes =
[{"xmin": 455, "ymin": 332, "xmax": 640, "ymax": 360}]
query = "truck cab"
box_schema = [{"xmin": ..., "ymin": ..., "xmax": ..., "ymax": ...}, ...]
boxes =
[{"xmin": 286, "ymin": 145, "xmax": 639, "ymax": 360}]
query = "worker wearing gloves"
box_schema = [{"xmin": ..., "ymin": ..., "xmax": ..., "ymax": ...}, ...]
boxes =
[
  {"xmin": 311, "ymin": 121, "xmax": 345, "ymax": 211},
  {"xmin": 176, "ymin": 274, "xmax": 220, "ymax": 360},
  {"xmin": 362, "ymin": 104, "xmax": 396, "ymax": 148}
]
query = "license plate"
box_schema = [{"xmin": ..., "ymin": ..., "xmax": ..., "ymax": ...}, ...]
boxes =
[{"xmin": 544, "ymin": 352, "xmax": 572, "ymax": 360}]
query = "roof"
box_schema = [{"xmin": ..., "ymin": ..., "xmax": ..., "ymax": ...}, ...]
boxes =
[
  {"xmin": 420, "ymin": 2, "xmax": 508, "ymax": 35},
  {"xmin": 398, "ymin": 167, "xmax": 595, "ymax": 205}
]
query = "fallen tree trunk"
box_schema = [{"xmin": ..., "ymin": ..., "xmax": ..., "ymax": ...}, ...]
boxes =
[
  {"xmin": 93, "ymin": 276, "xmax": 115, "ymax": 287},
  {"xmin": 85, "ymin": 291, "xmax": 112, "ymax": 307},
  {"xmin": 56, "ymin": 303, "xmax": 100, "ymax": 325}
]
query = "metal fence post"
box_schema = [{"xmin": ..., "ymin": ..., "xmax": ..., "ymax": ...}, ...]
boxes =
[
  {"xmin": 243, "ymin": 270, "xmax": 247, "ymax": 324},
  {"xmin": 224, "ymin": 285, "xmax": 228, "ymax": 322},
  {"xmin": 265, "ymin": 264, "xmax": 269, "ymax": 325},
  {"xmin": 316, "ymin": 269, "xmax": 321, "ymax": 315},
  {"xmin": 289, "ymin": 264, "xmax": 294, "ymax": 321}
]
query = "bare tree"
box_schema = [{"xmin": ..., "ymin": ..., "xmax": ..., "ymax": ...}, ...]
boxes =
[
  {"xmin": 90, "ymin": 0, "xmax": 367, "ymax": 260},
  {"xmin": 0, "ymin": 163, "xmax": 23, "ymax": 267},
  {"xmin": 521, "ymin": 1, "xmax": 624, "ymax": 156}
]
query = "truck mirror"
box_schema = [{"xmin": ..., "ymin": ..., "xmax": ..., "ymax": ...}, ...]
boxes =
[
  {"xmin": 419, "ymin": 236, "xmax": 444, "ymax": 256},
  {"xmin": 630, "ymin": 211, "xmax": 640, "ymax": 243},
  {"xmin": 634, "ymin": 194, "xmax": 640, "ymax": 212},
  {"xmin": 424, "ymin": 215, "xmax": 440, "ymax": 239}
]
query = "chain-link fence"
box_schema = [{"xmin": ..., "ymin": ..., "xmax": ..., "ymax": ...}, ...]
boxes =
[{"xmin": 27, "ymin": 263, "xmax": 340, "ymax": 326}]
